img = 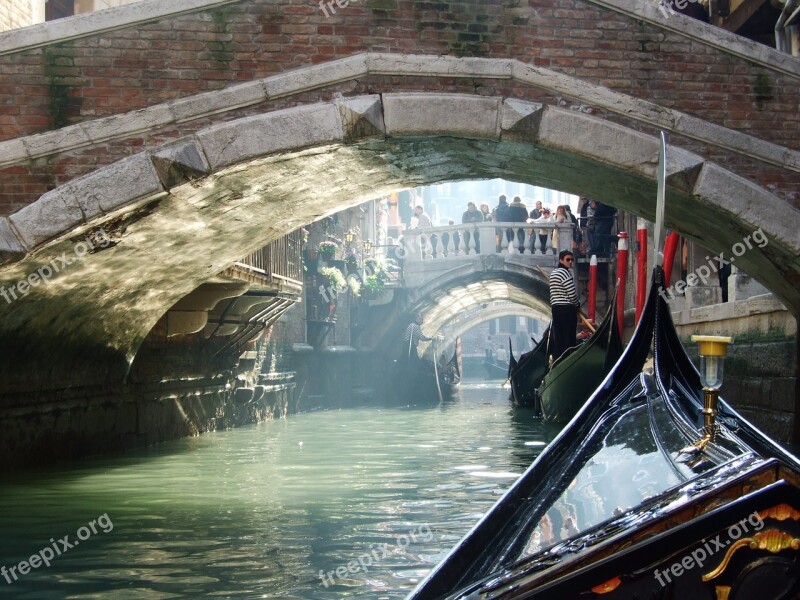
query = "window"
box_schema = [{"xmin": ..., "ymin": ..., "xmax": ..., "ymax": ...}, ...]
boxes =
[{"xmin": 46, "ymin": 0, "xmax": 75, "ymax": 21}]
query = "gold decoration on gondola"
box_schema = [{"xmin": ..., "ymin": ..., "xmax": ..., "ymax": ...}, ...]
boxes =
[
  {"xmin": 702, "ymin": 529, "xmax": 800, "ymax": 582},
  {"xmin": 591, "ymin": 576, "xmax": 621, "ymax": 593},
  {"xmin": 714, "ymin": 585, "xmax": 731, "ymax": 600},
  {"xmin": 758, "ymin": 503, "xmax": 800, "ymax": 522}
]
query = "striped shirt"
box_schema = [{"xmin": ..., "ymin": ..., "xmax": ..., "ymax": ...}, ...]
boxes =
[
  {"xmin": 404, "ymin": 322, "xmax": 431, "ymax": 347},
  {"xmin": 549, "ymin": 265, "xmax": 580, "ymax": 307}
]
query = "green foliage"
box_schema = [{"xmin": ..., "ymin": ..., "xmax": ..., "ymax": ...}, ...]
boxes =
[
  {"xmin": 320, "ymin": 266, "xmax": 346, "ymax": 290},
  {"xmin": 362, "ymin": 274, "xmax": 385, "ymax": 296}
]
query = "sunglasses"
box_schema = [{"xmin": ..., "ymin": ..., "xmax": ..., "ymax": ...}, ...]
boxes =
[{"xmin": 563, "ymin": 257, "xmax": 575, "ymax": 263}]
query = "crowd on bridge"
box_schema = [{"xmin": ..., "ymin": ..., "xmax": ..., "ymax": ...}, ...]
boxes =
[{"xmin": 408, "ymin": 195, "xmax": 618, "ymax": 258}]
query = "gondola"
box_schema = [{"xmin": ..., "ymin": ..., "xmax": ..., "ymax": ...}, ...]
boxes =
[
  {"xmin": 537, "ymin": 288, "xmax": 623, "ymax": 423},
  {"xmin": 406, "ymin": 266, "xmax": 800, "ymax": 600},
  {"xmin": 393, "ymin": 341, "xmax": 460, "ymax": 404},
  {"xmin": 440, "ymin": 342, "xmax": 461, "ymax": 396},
  {"xmin": 507, "ymin": 332, "xmax": 549, "ymax": 409},
  {"xmin": 407, "ymin": 132, "xmax": 800, "ymax": 599}
]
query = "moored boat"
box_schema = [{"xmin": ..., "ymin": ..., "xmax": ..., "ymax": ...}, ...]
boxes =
[
  {"xmin": 393, "ymin": 340, "xmax": 461, "ymax": 404},
  {"xmin": 406, "ymin": 132, "xmax": 800, "ymax": 600},
  {"xmin": 536, "ymin": 289, "xmax": 622, "ymax": 423},
  {"xmin": 507, "ymin": 332, "xmax": 549, "ymax": 409},
  {"xmin": 405, "ymin": 267, "xmax": 800, "ymax": 600}
]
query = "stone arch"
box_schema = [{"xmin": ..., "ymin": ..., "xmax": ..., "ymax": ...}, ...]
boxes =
[
  {"xmin": 439, "ymin": 304, "xmax": 548, "ymax": 354},
  {"xmin": 0, "ymin": 91, "xmax": 798, "ymax": 391},
  {"xmin": 365, "ymin": 266, "xmax": 553, "ymax": 360}
]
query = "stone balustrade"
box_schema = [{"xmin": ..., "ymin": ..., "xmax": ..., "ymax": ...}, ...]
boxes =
[{"xmin": 399, "ymin": 221, "xmax": 574, "ymax": 262}]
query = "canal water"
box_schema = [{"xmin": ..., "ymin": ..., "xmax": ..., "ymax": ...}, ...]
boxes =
[{"xmin": 0, "ymin": 383, "xmax": 554, "ymax": 599}]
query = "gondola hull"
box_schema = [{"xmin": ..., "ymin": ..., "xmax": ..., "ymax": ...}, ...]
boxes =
[
  {"xmin": 405, "ymin": 268, "xmax": 800, "ymax": 600},
  {"xmin": 508, "ymin": 332, "xmax": 549, "ymax": 409},
  {"xmin": 537, "ymin": 290, "xmax": 622, "ymax": 424}
]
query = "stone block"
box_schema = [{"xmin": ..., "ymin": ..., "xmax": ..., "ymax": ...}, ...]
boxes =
[
  {"xmin": 383, "ymin": 93, "xmax": 501, "ymax": 138},
  {"xmin": 370, "ymin": 53, "xmax": 513, "ymax": 79},
  {"xmin": 336, "ymin": 95, "xmax": 385, "ymax": 142},
  {"xmin": 11, "ymin": 153, "xmax": 166, "ymax": 249},
  {"xmin": 169, "ymin": 80, "xmax": 267, "ymax": 123},
  {"xmin": 537, "ymin": 105, "xmax": 656, "ymax": 173},
  {"xmin": 21, "ymin": 126, "xmax": 92, "ymax": 162},
  {"xmin": 0, "ymin": 138, "xmax": 28, "ymax": 168},
  {"xmin": 684, "ymin": 284, "xmax": 721, "ymax": 310},
  {"xmin": 728, "ymin": 270, "xmax": 770, "ymax": 302},
  {"xmin": 8, "ymin": 187, "xmax": 85, "ymax": 249},
  {"xmin": 693, "ymin": 163, "xmax": 798, "ymax": 254},
  {"xmin": 263, "ymin": 54, "xmax": 368, "ymax": 99},
  {"xmin": 82, "ymin": 105, "xmax": 174, "ymax": 144},
  {"xmin": 500, "ymin": 99, "xmax": 543, "ymax": 142},
  {"xmin": 196, "ymin": 103, "xmax": 342, "ymax": 171},
  {"xmin": 0, "ymin": 217, "xmax": 25, "ymax": 265},
  {"xmin": 151, "ymin": 139, "xmax": 211, "ymax": 189}
]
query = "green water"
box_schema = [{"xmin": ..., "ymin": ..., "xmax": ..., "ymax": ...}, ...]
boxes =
[{"xmin": 0, "ymin": 383, "xmax": 553, "ymax": 598}]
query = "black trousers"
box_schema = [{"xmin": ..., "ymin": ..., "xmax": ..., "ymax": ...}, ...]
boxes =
[{"xmin": 550, "ymin": 304, "xmax": 578, "ymax": 362}]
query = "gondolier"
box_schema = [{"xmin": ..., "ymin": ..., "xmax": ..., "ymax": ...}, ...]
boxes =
[
  {"xmin": 404, "ymin": 314, "xmax": 432, "ymax": 362},
  {"xmin": 548, "ymin": 250, "xmax": 580, "ymax": 363}
]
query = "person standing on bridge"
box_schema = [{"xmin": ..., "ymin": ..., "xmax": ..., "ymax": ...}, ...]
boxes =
[
  {"xmin": 548, "ymin": 250, "xmax": 581, "ymax": 364},
  {"xmin": 412, "ymin": 205, "xmax": 433, "ymax": 229},
  {"xmin": 462, "ymin": 202, "xmax": 484, "ymax": 253},
  {"xmin": 462, "ymin": 202, "xmax": 484, "ymax": 224}
]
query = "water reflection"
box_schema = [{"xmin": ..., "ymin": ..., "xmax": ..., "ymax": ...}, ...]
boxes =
[{"xmin": 0, "ymin": 383, "xmax": 555, "ymax": 599}]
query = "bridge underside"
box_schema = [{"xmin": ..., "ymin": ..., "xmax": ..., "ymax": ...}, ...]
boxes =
[{"xmin": 0, "ymin": 93, "xmax": 798, "ymax": 397}]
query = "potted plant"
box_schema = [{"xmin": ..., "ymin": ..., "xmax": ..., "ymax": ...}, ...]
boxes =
[
  {"xmin": 362, "ymin": 274, "xmax": 385, "ymax": 297},
  {"xmin": 344, "ymin": 250, "xmax": 360, "ymax": 273},
  {"xmin": 319, "ymin": 266, "xmax": 347, "ymax": 292},
  {"xmin": 317, "ymin": 240, "xmax": 338, "ymax": 261}
]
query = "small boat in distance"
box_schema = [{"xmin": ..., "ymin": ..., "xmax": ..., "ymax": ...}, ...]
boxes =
[{"xmin": 393, "ymin": 339, "xmax": 461, "ymax": 405}]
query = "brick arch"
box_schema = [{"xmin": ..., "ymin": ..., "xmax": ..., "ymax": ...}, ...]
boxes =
[{"xmin": 0, "ymin": 92, "xmax": 798, "ymax": 394}]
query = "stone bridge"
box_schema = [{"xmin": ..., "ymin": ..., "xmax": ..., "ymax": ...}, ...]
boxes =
[{"xmin": 0, "ymin": 0, "xmax": 799, "ymax": 459}]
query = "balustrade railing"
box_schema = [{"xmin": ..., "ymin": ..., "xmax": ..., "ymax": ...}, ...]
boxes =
[
  {"xmin": 398, "ymin": 221, "xmax": 573, "ymax": 261},
  {"xmin": 231, "ymin": 229, "xmax": 304, "ymax": 289}
]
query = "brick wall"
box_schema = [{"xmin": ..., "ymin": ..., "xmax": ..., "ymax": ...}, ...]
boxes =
[
  {"xmin": 0, "ymin": 0, "xmax": 33, "ymax": 33},
  {"xmin": 0, "ymin": 0, "xmax": 799, "ymax": 217}
]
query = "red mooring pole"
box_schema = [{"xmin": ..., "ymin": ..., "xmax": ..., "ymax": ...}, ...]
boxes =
[
  {"xmin": 616, "ymin": 232, "xmax": 629, "ymax": 339},
  {"xmin": 635, "ymin": 218, "xmax": 647, "ymax": 325},
  {"xmin": 662, "ymin": 231, "xmax": 680, "ymax": 286},
  {"xmin": 588, "ymin": 254, "xmax": 598, "ymax": 323}
]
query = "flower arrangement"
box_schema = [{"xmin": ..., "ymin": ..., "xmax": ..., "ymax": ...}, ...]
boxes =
[
  {"xmin": 347, "ymin": 275, "xmax": 361, "ymax": 297},
  {"xmin": 317, "ymin": 240, "xmax": 338, "ymax": 258},
  {"xmin": 319, "ymin": 266, "xmax": 346, "ymax": 290}
]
